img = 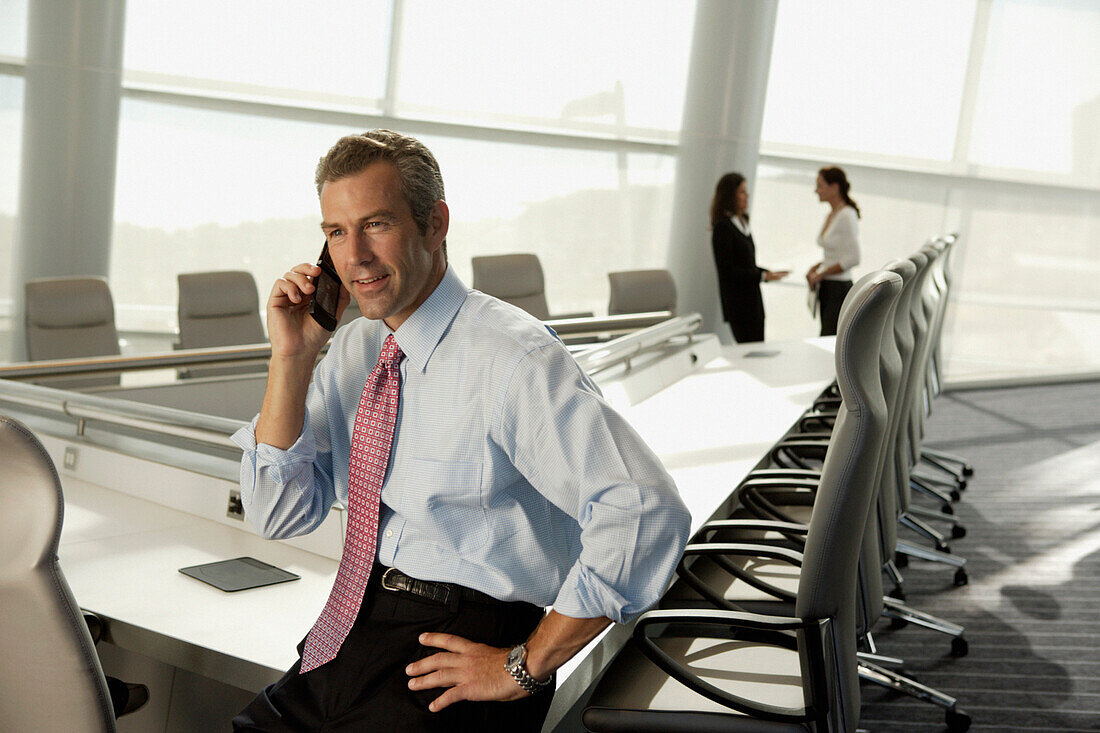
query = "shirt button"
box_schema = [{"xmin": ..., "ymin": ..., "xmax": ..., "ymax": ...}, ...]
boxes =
[{"xmin": 385, "ymin": 529, "xmax": 393, "ymax": 538}]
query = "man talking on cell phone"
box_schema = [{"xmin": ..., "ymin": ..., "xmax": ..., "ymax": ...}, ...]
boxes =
[{"xmin": 230, "ymin": 129, "xmax": 690, "ymax": 732}]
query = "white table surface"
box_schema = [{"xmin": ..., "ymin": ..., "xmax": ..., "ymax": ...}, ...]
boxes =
[{"xmin": 51, "ymin": 335, "xmax": 836, "ymax": 707}]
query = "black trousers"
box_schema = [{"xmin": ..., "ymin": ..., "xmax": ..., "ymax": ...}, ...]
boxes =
[
  {"xmin": 233, "ymin": 566, "xmax": 552, "ymax": 732},
  {"xmin": 818, "ymin": 279, "xmax": 852, "ymax": 337}
]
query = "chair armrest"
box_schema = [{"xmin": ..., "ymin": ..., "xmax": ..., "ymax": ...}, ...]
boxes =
[
  {"xmin": 698, "ymin": 519, "xmax": 809, "ymax": 537},
  {"xmin": 798, "ymin": 413, "xmax": 836, "ymax": 431},
  {"xmin": 678, "ymin": 541, "xmax": 802, "ymax": 607},
  {"xmin": 731, "ymin": 483, "xmax": 816, "ymax": 529},
  {"xmin": 633, "ymin": 609, "xmax": 828, "ymax": 723},
  {"xmin": 769, "ymin": 439, "xmax": 829, "ymax": 469},
  {"xmin": 747, "ymin": 468, "xmax": 822, "ymax": 480}
]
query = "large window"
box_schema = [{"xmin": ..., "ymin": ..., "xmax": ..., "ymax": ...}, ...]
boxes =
[
  {"xmin": 968, "ymin": 0, "xmax": 1100, "ymax": 183},
  {"xmin": 0, "ymin": 0, "xmax": 27, "ymax": 59},
  {"xmin": 756, "ymin": 0, "xmax": 1100, "ymax": 384},
  {"xmin": 123, "ymin": 0, "xmax": 391, "ymax": 105},
  {"xmin": 111, "ymin": 1, "xmax": 693, "ymax": 332},
  {"xmin": 397, "ymin": 0, "xmax": 693, "ymax": 137},
  {"xmin": 762, "ymin": 0, "xmax": 975, "ymax": 162}
]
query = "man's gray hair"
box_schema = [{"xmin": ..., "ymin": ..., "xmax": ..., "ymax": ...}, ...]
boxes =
[{"xmin": 315, "ymin": 130, "xmax": 445, "ymax": 234}]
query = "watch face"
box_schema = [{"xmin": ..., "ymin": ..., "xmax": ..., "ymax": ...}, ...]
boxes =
[{"xmin": 506, "ymin": 644, "xmax": 525, "ymax": 668}]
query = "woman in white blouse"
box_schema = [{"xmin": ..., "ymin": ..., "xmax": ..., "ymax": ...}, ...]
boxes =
[{"xmin": 806, "ymin": 166, "xmax": 861, "ymax": 336}]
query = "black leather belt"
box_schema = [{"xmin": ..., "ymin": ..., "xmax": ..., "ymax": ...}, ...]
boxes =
[{"xmin": 379, "ymin": 567, "xmax": 498, "ymax": 606}]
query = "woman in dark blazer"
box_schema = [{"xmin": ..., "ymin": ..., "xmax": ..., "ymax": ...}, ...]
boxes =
[{"xmin": 710, "ymin": 172, "xmax": 788, "ymax": 343}]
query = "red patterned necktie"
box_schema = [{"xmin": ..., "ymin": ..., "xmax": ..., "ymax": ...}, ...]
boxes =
[{"xmin": 300, "ymin": 334, "xmax": 404, "ymax": 673}]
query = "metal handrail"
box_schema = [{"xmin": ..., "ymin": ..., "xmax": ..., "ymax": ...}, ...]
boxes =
[
  {"xmin": 0, "ymin": 343, "xmax": 279, "ymax": 381},
  {"xmin": 0, "ymin": 313, "xmax": 694, "ymax": 446},
  {"xmin": 574, "ymin": 314, "xmax": 702, "ymax": 374},
  {"xmin": 0, "ymin": 379, "xmax": 245, "ymax": 448},
  {"xmin": 0, "ymin": 312, "xmax": 675, "ymax": 381}
]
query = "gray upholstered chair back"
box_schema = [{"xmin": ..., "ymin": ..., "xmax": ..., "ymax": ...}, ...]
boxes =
[
  {"xmin": 903, "ymin": 246, "xmax": 939, "ymax": 466},
  {"xmin": 797, "ymin": 269, "xmax": 899, "ymax": 731},
  {"xmin": 177, "ymin": 271, "xmax": 266, "ymax": 349},
  {"xmin": 607, "ymin": 269, "xmax": 677, "ymax": 316},
  {"xmin": 853, "ymin": 260, "xmax": 915, "ymax": 635},
  {"xmin": 471, "ymin": 254, "xmax": 551, "ymax": 320},
  {"xmin": 871, "ymin": 259, "xmax": 917, "ymax": 568},
  {"xmin": 177, "ymin": 271, "xmax": 267, "ymax": 377},
  {"xmin": 25, "ymin": 277, "xmax": 121, "ymax": 389},
  {"xmin": 891, "ymin": 251, "xmax": 930, "ymax": 513},
  {"xmin": 0, "ymin": 415, "xmax": 116, "ymax": 732}
]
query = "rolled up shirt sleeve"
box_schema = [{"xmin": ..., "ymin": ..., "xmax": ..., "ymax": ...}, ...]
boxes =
[
  {"xmin": 498, "ymin": 343, "xmax": 691, "ymax": 623},
  {"xmin": 232, "ymin": 382, "xmax": 339, "ymax": 540}
]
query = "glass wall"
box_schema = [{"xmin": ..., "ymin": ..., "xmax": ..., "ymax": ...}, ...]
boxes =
[
  {"xmin": 111, "ymin": 0, "xmax": 694, "ymax": 332},
  {"xmin": 753, "ymin": 0, "xmax": 1100, "ymax": 384},
  {"xmin": 5, "ymin": 0, "xmax": 1097, "ymax": 385}
]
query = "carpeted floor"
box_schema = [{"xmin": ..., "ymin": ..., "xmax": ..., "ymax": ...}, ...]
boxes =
[{"xmin": 858, "ymin": 380, "xmax": 1100, "ymax": 732}]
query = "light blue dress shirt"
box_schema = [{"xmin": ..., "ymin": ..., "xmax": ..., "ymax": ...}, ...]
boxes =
[{"xmin": 233, "ymin": 265, "xmax": 690, "ymax": 622}]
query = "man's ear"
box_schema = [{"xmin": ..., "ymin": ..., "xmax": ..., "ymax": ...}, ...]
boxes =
[{"xmin": 426, "ymin": 200, "xmax": 449, "ymax": 253}]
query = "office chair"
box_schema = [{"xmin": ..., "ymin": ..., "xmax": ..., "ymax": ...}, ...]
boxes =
[
  {"xmin": 25, "ymin": 276, "xmax": 122, "ymax": 389},
  {"xmin": 582, "ymin": 270, "xmax": 900, "ymax": 733},
  {"xmin": 177, "ymin": 271, "xmax": 267, "ymax": 377},
  {"xmin": 471, "ymin": 253, "xmax": 593, "ymax": 320},
  {"xmin": 607, "ymin": 269, "xmax": 677, "ymax": 316},
  {"xmin": 0, "ymin": 414, "xmax": 117, "ymax": 731},
  {"xmin": 760, "ymin": 251, "xmax": 970, "ymax": 584},
  {"xmin": 917, "ymin": 235, "xmax": 974, "ymax": 483},
  {"xmin": 697, "ymin": 266, "xmax": 970, "ymax": 730}
]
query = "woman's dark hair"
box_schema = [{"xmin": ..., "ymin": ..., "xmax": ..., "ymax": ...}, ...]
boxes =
[
  {"xmin": 709, "ymin": 172, "xmax": 747, "ymax": 226},
  {"xmin": 819, "ymin": 166, "xmax": 860, "ymax": 218}
]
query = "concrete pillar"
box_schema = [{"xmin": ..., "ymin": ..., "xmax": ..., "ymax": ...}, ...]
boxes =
[
  {"xmin": 665, "ymin": 0, "xmax": 778, "ymax": 341},
  {"xmin": 9, "ymin": 0, "xmax": 126, "ymax": 359}
]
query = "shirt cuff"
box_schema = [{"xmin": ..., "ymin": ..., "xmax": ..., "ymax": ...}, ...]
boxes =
[
  {"xmin": 552, "ymin": 562, "xmax": 636, "ymax": 624},
  {"xmin": 233, "ymin": 413, "xmax": 317, "ymax": 472}
]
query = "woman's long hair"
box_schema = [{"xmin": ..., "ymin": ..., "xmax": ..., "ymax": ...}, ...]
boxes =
[
  {"xmin": 819, "ymin": 166, "xmax": 860, "ymax": 218},
  {"xmin": 709, "ymin": 172, "xmax": 746, "ymax": 226}
]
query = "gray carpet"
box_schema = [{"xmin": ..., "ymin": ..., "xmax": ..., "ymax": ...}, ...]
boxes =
[{"xmin": 858, "ymin": 380, "xmax": 1100, "ymax": 732}]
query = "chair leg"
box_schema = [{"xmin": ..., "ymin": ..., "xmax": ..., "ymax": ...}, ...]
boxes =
[
  {"xmin": 900, "ymin": 512, "xmax": 953, "ymax": 553},
  {"xmin": 906, "ymin": 505, "xmax": 967, "ymax": 539},
  {"xmin": 859, "ymin": 632, "xmax": 904, "ymax": 667},
  {"xmin": 859, "ymin": 661, "xmax": 972, "ymax": 732},
  {"xmin": 921, "ymin": 447, "xmax": 974, "ymax": 477},
  {"xmin": 882, "ymin": 598, "xmax": 968, "ymax": 656},
  {"xmin": 911, "ymin": 475, "xmax": 959, "ymax": 505},
  {"xmin": 896, "ymin": 539, "xmax": 969, "ymax": 587}
]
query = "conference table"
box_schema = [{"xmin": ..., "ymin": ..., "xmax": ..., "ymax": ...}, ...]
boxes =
[{"xmin": 44, "ymin": 335, "xmax": 836, "ymax": 730}]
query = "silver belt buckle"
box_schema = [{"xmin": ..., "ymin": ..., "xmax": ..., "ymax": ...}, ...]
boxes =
[{"xmin": 381, "ymin": 567, "xmax": 402, "ymax": 592}]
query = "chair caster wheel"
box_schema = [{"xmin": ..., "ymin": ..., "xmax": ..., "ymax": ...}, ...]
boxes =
[
  {"xmin": 895, "ymin": 552, "xmax": 909, "ymax": 568},
  {"xmin": 952, "ymin": 525, "xmax": 967, "ymax": 539},
  {"xmin": 950, "ymin": 489, "xmax": 961, "ymax": 502},
  {"xmin": 941, "ymin": 503, "xmax": 955, "ymax": 515},
  {"xmin": 957, "ymin": 479, "xmax": 967, "ymax": 491},
  {"xmin": 946, "ymin": 708, "xmax": 971, "ymax": 732},
  {"xmin": 951, "ymin": 636, "xmax": 969, "ymax": 657},
  {"xmin": 888, "ymin": 586, "xmax": 905, "ymax": 601},
  {"xmin": 954, "ymin": 569, "xmax": 969, "ymax": 586},
  {"xmin": 937, "ymin": 543, "xmax": 951, "ymax": 553},
  {"xmin": 962, "ymin": 465, "xmax": 974, "ymax": 477},
  {"xmin": 889, "ymin": 617, "xmax": 909, "ymax": 630}
]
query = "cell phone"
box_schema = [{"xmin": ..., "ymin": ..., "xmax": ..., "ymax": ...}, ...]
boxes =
[{"xmin": 308, "ymin": 241, "xmax": 341, "ymax": 332}]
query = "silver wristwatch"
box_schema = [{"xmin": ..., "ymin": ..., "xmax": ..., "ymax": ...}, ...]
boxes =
[{"xmin": 504, "ymin": 643, "xmax": 552, "ymax": 695}]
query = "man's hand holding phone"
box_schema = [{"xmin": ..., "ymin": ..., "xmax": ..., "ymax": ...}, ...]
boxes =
[{"xmin": 266, "ymin": 243, "xmax": 349, "ymax": 361}]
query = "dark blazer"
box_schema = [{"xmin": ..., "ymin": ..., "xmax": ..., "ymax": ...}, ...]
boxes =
[{"xmin": 712, "ymin": 217, "xmax": 766, "ymax": 343}]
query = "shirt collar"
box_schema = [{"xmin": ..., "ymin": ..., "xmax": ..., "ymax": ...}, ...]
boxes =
[{"xmin": 389, "ymin": 264, "xmax": 467, "ymax": 373}]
